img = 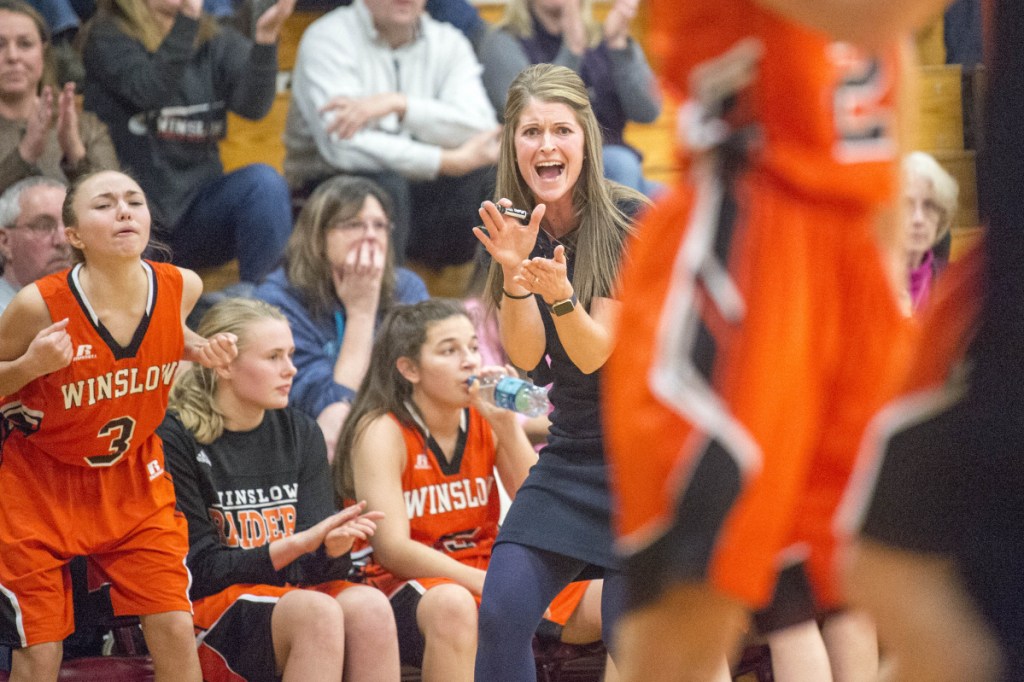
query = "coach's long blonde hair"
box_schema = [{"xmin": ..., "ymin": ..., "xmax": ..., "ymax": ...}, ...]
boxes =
[{"xmin": 170, "ymin": 298, "xmax": 287, "ymax": 444}]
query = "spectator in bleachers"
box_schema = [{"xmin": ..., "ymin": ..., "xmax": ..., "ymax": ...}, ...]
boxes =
[
  {"xmin": 0, "ymin": 0, "xmax": 116, "ymax": 191},
  {"xmin": 478, "ymin": 0, "xmax": 661, "ymax": 197},
  {"xmin": 902, "ymin": 151, "xmax": 958, "ymax": 314},
  {"xmin": 0, "ymin": 176, "xmax": 69, "ymax": 311},
  {"xmin": 284, "ymin": 0, "xmax": 501, "ymax": 271},
  {"xmin": 425, "ymin": 0, "xmax": 486, "ymax": 50},
  {"xmin": 160, "ymin": 297, "xmax": 401, "ymax": 682},
  {"xmin": 22, "ymin": 0, "xmax": 88, "ymax": 84},
  {"xmin": 80, "ymin": 0, "xmax": 294, "ymax": 286},
  {"xmin": 335, "ymin": 298, "xmax": 605, "ymax": 681},
  {"xmin": 254, "ymin": 176, "xmax": 428, "ymax": 458}
]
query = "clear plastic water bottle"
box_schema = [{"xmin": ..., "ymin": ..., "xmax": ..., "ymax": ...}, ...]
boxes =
[{"xmin": 470, "ymin": 375, "xmax": 550, "ymax": 417}]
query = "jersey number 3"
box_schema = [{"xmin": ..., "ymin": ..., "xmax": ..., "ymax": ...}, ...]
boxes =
[{"xmin": 86, "ymin": 416, "xmax": 137, "ymax": 467}]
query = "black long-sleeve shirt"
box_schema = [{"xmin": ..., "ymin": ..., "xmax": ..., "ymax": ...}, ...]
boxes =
[
  {"xmin": 82, "ymin": 15, "xmax": 278, "ymax": 230},
  {"xmin": 159, "ymin": 409, "xmax": 351, "ymax": 602}
]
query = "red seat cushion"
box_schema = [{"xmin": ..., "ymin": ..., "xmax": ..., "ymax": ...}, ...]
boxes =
[{"xmin": 0, "ymin": 656, "xmax": 153, "ymax": 682}]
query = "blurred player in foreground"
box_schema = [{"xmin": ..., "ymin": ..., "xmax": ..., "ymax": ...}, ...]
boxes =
[{"xmin": 603, "ymin": 0, "xmax": 948, "ymax": 679}]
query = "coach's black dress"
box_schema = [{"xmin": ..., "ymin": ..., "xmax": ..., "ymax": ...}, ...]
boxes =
[{"xmin": 494, "ymin": 229, "xmax": 617, "ymax": 576}]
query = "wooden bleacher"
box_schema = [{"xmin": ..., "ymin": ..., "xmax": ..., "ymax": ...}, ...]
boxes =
[
  {"xmin": 215, "ymin": 4, "xmax": 974, "ymax": 290},
  {"xmin": 915, "ymin": 15, "xmax": 983, "ymax": 260},
  {"xmin": 219, "ymin": 2, "xmax": 676, "ymax": 184}
]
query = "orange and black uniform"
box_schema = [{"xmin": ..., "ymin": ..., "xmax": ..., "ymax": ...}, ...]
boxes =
[
  {"xmin": 839, "ymin": 246, "xmax": 981, "ymax": 553},
  {"xmin": 362, "ymin": 409, "xmax": 501, "ymax": 597},
  {"xmin": 604, "ymin": 0, "xmax": 913, "ymax": 616},
  {"xmin": 0, "ymin": 261, "xmax": 191, "ymax": 647},
  {"xmin": 849, "ymin": 1, "xmax": 1024, "ymax": 670},
  {"xmin": 361, "ymin": 408, "xmax": 588, "ymax": 665}
]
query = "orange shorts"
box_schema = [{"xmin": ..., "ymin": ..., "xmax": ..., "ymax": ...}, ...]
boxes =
[
  {"xmin": 0, "ymin": 441, "xmax": 191, "ymax": 646},
  {"xmin": 605, "ymin": 167, "xmax": 913, "ymax": 611},
  {"xmin": 193, "ymin": 580, "xmax": 358, "ymax": 682},
  {"xmin": 368, "ymin": 553, "xmax": 589, "ymax": 628}
]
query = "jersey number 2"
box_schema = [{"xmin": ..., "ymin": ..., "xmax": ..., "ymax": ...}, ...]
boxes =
[{"xmin": 830, "ymin": 43, "xmax": 895, "ymax": 163}]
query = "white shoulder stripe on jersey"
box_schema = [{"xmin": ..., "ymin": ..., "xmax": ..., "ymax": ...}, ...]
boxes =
[
  {"xmin": 834, "ymin": 377, "xmax": 966, "ymax": 539},
  {"xmin": 0, "ymin": 580, "xmax": 28, "ymax": 647},
  {"xmin": 70, "ymin": 261, "xmax": 156, "ymax": 326}
]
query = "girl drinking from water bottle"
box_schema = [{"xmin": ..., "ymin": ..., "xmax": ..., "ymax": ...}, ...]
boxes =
[{"xmin": 333, "ymin": 298, "xmax": 606, "ymax": 682}]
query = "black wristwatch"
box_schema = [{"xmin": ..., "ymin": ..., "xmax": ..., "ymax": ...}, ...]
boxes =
[{"xmin": 549, "ymin": 293, "xmax": 578, "ymax": 317}]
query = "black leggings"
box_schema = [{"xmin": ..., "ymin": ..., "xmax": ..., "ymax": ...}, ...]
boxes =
[{"xmin": 474, "ymin": 542, "xmax": 626, "ymax": 681}]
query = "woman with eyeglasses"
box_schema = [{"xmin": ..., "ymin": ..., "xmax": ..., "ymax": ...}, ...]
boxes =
[
  {"xmin": 254, "ymin": 176, "xmax": 429, "ymax": 456},
  {"xmin": 901, "ymin": 151, "xmax": 958, "ymax": 315}
]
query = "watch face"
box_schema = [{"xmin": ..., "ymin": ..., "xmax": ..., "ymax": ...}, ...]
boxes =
[{"xmin": 551, "ymin": 297, "xmax": 576, "ymax": 316}]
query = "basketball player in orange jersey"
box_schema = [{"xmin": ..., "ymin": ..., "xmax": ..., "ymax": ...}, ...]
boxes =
[
  {"xmin": 838, "ymin": 246, "xmax": 1003, "ymax": 681},
  {"xmin": 0, "ymin": 170, "xmax": 237, "ymax": 682},
  {"xmin": 335, "ymin": 299, "xmax": 606, "ymax": 682},
  {"xmin": 843, "ymin": 1, "xmax": 1024, "ymax": 679},
  {"xmin": 603, "ymin": 0, "xmax": 950, "ymax": 680}
]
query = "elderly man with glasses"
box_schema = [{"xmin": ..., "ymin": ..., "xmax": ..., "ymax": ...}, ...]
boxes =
[{"xmin": 0, "ymin": 177, "xmax": 70, "ymax": 313}]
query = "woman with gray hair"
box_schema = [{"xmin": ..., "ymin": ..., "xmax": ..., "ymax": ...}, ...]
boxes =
[
  {"xmin": 0, "ymin": 176, "xmax": 69, "ymax": 312},
  {"xmin": 903, "ymin": 151, "xmax": 959, "ymax": 313}
]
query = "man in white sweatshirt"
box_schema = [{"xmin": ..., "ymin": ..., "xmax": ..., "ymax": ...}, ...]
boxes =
[{"xmin": 286, "ymin": 0, "xmax": 501, "ymax": 271}]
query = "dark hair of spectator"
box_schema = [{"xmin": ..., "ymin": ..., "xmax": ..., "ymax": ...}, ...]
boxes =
[{"xmin": 284, "ymin": 175, "xmax": 398, "ymax": 321}]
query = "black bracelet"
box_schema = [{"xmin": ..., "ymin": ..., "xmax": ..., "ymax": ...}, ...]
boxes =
[{"xmin": 502, "ymin": 288, "xmax": 532, "ymax": 300}]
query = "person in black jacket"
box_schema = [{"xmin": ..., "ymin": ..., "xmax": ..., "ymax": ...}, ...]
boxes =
[
  {"xmin": 159, "ymin": 297, "xmax": 401, "ymax": 682},
  {"xmin": 80, "ymin": 0, "xmax": 294, "ymax": 285}
]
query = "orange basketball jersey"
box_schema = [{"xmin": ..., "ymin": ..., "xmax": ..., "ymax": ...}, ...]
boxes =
[
  {"xmin": 1, "ymin": 261, "xmax": 184, "ymax": 469},
  {"xmin": 364, "ymin": 408, "xmax": 500, "ymax": 595},
  {"xmin": 654, "ymin": 0, "xmax": 900, "ymax": 205}
]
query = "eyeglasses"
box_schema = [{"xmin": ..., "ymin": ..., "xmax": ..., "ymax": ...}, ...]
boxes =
[
  {"xmin": 330, "ymin": 218, "xmax": 392, "ymax": 233},
  {"xmin": 11, "ymin": 216, "xmax": 62, "ymax": 237},
  {"xmin": 906, "ymin": 197, "xmax": 943, "ymax": 222}
]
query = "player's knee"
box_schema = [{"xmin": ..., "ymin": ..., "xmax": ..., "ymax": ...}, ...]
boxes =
[
  {"xmin": 10, "ymin": 641, "xmax": 63, "ymax": 681},
  {"xmin": 417, "ymin": 584, "xmax": 477, "ymax": 645},
  {"xmin": 140, "ymin": 610, "xmax": 195, "ymax": 648},
  {"xmin": 337, "ymin": 584, "xmax": 398, "ymax": 641},
  {"xmin": 278, "ymin": 590, "xmax": 345, "ymax": 653}
]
